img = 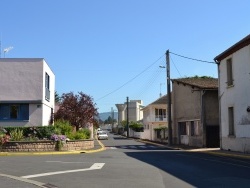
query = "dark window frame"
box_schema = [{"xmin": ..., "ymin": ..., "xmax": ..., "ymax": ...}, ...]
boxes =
[
  {"xmin": 45, "ymin": 72, "xmax": 50, "ymax": 101},
  {"xmin": 228, "ymin": 107, "xmax": 235, "ymax": 136},
  {"xmin": 226, "ymin": 58, "xmax": 233, "ymax": 86},
  {"xmin": 0, "ymin": 104, "xmax": 29, "ymax": 121}
]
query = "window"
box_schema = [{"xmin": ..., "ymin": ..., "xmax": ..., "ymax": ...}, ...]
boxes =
[
  {"xmin": 155, "ymin": 108, "xmax": 166, "ymax": 121},
  {"xmin": 226, "ymin": 58, "xmax": 233, "ymax": 86},
  {"xmin": 228, "ymin": 107, "xmax": 235, "ymax": 136},
  {"xmin": 45, "ymin": 73, "xmax": 50, "ymax": 101},
  {"xmin": 0, "ymin": 104, "xmax": 29, "ymax": 121},
  {"xmin": 10, "ymin": 105, "xmax": 18, "ymax": 119},
  {"xmin": 191, "ymin": 121, "xmax": 195, "ymax": 136},
  {"xmin": 179, "ymin": 122, "xmax": 187, "ymax": 135},
  {"xmin": 156, "ymin": 129, "xmax": 161, "ymax": 139}
]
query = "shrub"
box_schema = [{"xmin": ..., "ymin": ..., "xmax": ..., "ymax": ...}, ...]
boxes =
[
  {"xmin": 66, "ymin": 128, "xmax": 91, "ymax": 140},
  {"xmin": 10, "ymin": 129, "xmax": 24, "ymax": 141},
  {"xmin": 0, "ymin": 133, "xmax": 10, "ymax": 146},
  {"xmin": 37, "ymin": 126, "xmax": 55, "ymax": 139},
  {"xmin": 54, "ymin": 120, "xmax": 72, "ymax": 135},
  {"xmin": 129, "ymin": 122, "xmax": 144, "ymax": 132}
]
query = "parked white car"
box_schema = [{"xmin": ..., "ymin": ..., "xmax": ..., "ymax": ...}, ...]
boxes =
[{"xmin": 97, "ymin": 132, "xmax": 108, "ymax": 140}]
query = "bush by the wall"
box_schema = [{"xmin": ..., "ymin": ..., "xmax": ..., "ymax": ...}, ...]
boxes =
[
  {"xmin": 54, "ymin": 120, "xmax": 72, "ymax": 135},
  {"xmin": 10, "ymin": 129, "xmax": 24, "ymax": 141},
  {"xmin": 66, "ymin": 128, "xmax": 91, "ymax": 140}
]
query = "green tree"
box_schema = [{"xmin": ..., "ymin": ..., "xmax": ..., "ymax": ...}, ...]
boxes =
[
  {"xmin": 104, "ymin": 116, "xmax": 117, "ymax": 124},
  {"xmin": 120, "ymin": 120, "xmax": 128, "ymax": 128},
  {"xmin": 129, "ymin": 121, "xmax": 144, "ymax": 132}
]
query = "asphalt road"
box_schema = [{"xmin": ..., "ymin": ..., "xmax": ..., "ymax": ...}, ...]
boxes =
[{"xmin": 1, "ymin": 132, "xmax": 250, "ymax": 188}]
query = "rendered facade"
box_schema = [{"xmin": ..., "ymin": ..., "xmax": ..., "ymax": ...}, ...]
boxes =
[
  {"xmin": 142, "ymin": 95, "xmax": 168, "ymax": 142},
  {"xmin": 214, "ymin": 34, "xmax": 250, "ymax": 153},
  {"xmin": 0, "ymin": 58, "xmax": 55, "ymax": 127}
]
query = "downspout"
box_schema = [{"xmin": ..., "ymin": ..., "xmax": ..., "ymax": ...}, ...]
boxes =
[
  {"xmin": 201, "ymin": 90, "xmax": 206, "ymax": 147},
  {"xmin": 215, "ymin": 60, "xmax": 222, "ymax": 149}
]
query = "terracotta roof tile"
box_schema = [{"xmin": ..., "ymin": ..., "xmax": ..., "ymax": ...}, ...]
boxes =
[{"xmin": 172, "ymin": 77, "xmax": 218, "ymax": 89}]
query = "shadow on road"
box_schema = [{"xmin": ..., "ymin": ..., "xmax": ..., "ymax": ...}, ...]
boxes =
[
  {"xmin": 112, "ymin": 136, "xmax": 129, "ymax": 140},
  {"xmin": 124, "ymin": 151, "xmax": 250, "ymax": 188}
]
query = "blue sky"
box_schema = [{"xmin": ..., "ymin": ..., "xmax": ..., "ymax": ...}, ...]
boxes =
[{"xmin": 1, "ymin": 1, "xmax": 250, "ymax": 113}]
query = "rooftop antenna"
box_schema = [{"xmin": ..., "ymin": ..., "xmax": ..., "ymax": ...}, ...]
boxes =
[
  {"xmin": 3, "ymin": 46, "xmax": 13, "ymax": 58},
  {"xmin": 160, "ymin": 83, "xmax": 165, "ymax": 97}
]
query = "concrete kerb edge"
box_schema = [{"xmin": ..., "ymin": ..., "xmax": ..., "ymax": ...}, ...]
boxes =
[
  {"xmin": 0, "ymin": 139, "xmax": 106, "ymax": 156},
  {"xmin": 137, "ymin": 139, "xmax": 250, "ymax": 159},
  {"xmin": 198, "ymin": 150, "xmax": 250, "ymax": 159}
]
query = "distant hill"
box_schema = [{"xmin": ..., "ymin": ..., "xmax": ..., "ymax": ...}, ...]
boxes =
[{"xmin": 98, "ymin": 112, "xmax": 118, "ymax": 121}]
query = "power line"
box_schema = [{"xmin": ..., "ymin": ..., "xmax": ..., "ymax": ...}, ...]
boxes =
[
  {"xmin": 96, "ymin": 54, "xmax": 165, "ymax": 101},
  {"xmin": 170, "ymin": 51, "xmax": 216, "ymax": 64},
  {"xmin": 170, "ymin": 54, "xmax": 182, "ymax": 77}
]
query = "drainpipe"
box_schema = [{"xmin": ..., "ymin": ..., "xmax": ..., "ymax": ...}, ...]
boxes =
[
  {"xmin": 216, "ymin": 60, "xmax": 222, "ymax": 149},
  {"xmin": 201, "ymin": 90, "xmax": 206, "ymax": 147}
]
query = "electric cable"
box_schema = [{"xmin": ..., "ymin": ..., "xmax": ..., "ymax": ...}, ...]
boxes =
[
  {"xmin": 170, "ymin": 54, "xmax": 182, "ymax": 77},
  {"xmin": 170, "ymin": 51, "xmax": 216, "ymax": 64},
  {"xmin": 96, "ymin": 54, "xmax": 165, "ymax": 101}
]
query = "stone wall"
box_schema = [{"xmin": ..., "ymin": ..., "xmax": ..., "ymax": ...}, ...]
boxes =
[{"xmin": 1, "ymin": 140, "xmax": 94, "ymax": 152}]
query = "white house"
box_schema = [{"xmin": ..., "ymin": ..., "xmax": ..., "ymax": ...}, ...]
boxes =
[
  {"xmin": 142, "ymin": 95, "xmax": 168, "ymax": 142},
  {"xmin": 0, "ymin": 58, "xmax": 55, "ymax": 127},
  {"xmin": 214, "ymin": 34, "xmax": 250, "ymax": 153}
]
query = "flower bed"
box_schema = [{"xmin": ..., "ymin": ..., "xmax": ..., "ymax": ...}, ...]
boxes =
[{"xmin": 0, "ymin": 139, "xmax": 94, "ymax": 152}]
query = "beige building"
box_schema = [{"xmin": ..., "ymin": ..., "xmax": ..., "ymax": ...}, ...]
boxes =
[
  {"xmin": 172, "ymin": 77, "xmax": 219, "ymax": 147},
  {"xmin": 142, "ymin": 95, "xmax": 168, "ymax": 142}
]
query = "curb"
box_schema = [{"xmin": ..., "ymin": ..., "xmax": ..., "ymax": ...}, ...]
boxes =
[
  {"xmin": 136, "ymin": 139, "xmax": 250, "ymax": 159},
  {"xmin": 0, "ymin": 139, "xmax": 106, "ymax": 156}
]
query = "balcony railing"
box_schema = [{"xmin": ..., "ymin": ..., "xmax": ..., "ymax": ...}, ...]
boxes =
[{"xmin": 155, "ymin": 115, "xmax": 167, "ymax": 121}]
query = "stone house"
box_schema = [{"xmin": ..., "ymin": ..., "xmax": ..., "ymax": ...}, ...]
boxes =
[{"xmin": 172, "ymin": 77, "xmax": 219, "ymax": 147}]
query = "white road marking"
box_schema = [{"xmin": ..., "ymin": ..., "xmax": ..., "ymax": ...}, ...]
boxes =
[
  {"xmin": 120, "ymin": 146, "xmax": 128, "ymax": 149},
  {"xmin": 129, "ymin": 146, "xmax": 137, "ymax": 149},
  {"xmin": 21, "ymin": 163, "xmax": 105, "ymax": 179},
  {"xmin": 0, "ymin": 173, "xmax": 45, "ymax": 187},
  {"xmin": 105, "ymin": 147, "xmax": 117, "ymax": 149},
  {"xmin": 46, "ymin": 161, "xmax": 87, "ymax": 164}
]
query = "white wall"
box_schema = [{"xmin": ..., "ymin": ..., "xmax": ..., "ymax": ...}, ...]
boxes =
[
  {"xmin": 42, "ymin": 59, "xmax": 55, "ymax": 109},
  {"xmin": 219, "ymin": 45, "xmax": 250, "ymax": 152},
  {"xmin": 0, "ymin": 58, "xmax": 55, "ymax": 127},
  {"xmin": 142, "ymin": 104, "xmax": 167, "ymax": 141}
]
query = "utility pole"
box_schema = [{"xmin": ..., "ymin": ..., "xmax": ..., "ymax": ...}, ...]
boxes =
[
  {"xmin": 126, "ymin": 97, "xmax": 129, "ymax": 138},
  {"xmin": 111, "ymin": 107, "xmax": 114, "ymax": 131},
  {"xmin": 166, "ymin": 50, "xmax": 172, "ymax": 146}
]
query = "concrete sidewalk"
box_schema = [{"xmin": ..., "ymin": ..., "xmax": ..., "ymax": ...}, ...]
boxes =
[{"xmin": 137, "ymin": 139, "xmax": 250, "ymax": 159}]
